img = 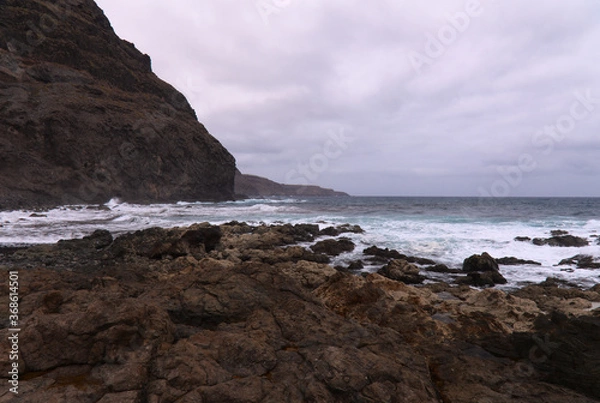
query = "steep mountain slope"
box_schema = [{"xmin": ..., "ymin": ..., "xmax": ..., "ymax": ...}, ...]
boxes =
[{"xmin": 0, "ymin": 0, "xmax": 236, "ymax": 210}]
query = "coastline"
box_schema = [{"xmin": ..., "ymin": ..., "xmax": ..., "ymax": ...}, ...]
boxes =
[{"xmin": 1, "ymin": 221, "xmax": 599, "ymax": 402}]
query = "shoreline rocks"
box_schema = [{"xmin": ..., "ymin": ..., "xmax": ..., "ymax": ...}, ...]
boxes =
[
  {"xmin": 515, "ymin": 230, "xmax": 591, "ymax": 248},
  {"xmin": 460, "ymin": 252, "xmax": 508, "ymax": 286},
  {"xmin": 559, "ymin": 255, "xmax": 600, "ymax": 269},
  {"xmin": 496, "ymin": 256, "xmax": 542, "ymax": 266},
  {"xmin": 1, "ymin": 223, "xmax": 599, "ymax": 402},
  {"xmin": 533, "ymin": 235, "xmax": 589, "ymax": 247}
]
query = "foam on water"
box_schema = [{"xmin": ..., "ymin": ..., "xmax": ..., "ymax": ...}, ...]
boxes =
[{"xmin": 1, "ymin": 197, "xmax": 599, "ymax": 290}]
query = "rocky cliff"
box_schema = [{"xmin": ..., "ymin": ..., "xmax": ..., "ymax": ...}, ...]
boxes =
[
  {"xmin": 235, "ymin": 170, "xmax": 349, "ymax": 198},
  {"xmin": 0, "ymin": 0, "xmax": 236, "ymax": 210}
]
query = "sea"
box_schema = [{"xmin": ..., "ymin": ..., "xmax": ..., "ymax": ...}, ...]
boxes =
[{"xmin": 1, "ymin": 196, "xmax": 599, "ymax": 290}]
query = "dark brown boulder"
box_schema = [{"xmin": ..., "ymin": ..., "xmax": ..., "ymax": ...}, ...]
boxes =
[
  {"xmin": 363, "ymin": 245, "xmax": 436, "ymax": 265},
  {"xmin": 378, "ymin": 259, "xmax": 425, "ymax": 284},
  {"xmin": 363, "ymin": 246, "xmax": 403, "ymax": 260},
  {"xmin": 318, "ymin": 224, "xmax": 364, "ymax": 237},
  {"xmin": 0, "ymin": 0, "xmax": 235, "ymax": 210},
  {"xmin": 424, "ymin": 263, "xmax": 462, "ymax": 273},
  {"xmin": 461, "ymin": 252, "xmax": 507, "ymax": 286},
  {"xmin": 532, "ymin": 235, "xmax": 589, "ymax": 247},
  {"xmin": 496, "ymin": 256, "xmax": 542, "ymax": 266},
  {"xmin": 458, "ymin": 270, "xmax": 508, "ymax": 286},
  {"xmin": 310, "ymin": 238, "xmax": 355, "ymax": 256},
  {"xmin": 463, "ymin": 252, "xmax": 500, "ymax": 272},
  {"xmin": 558, "ymin": 255, "xmax": 600, "ymax": 269}
]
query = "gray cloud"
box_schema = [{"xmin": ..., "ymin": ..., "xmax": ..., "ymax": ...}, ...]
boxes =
[{"xmin": 96, "ymin": 0, "xmax": 600, "ymax": 196}]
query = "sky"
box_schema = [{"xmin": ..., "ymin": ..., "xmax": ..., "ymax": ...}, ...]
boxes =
[{"xmin": 95, "ymin": 0, "xmax": 600, "ymax": 197}]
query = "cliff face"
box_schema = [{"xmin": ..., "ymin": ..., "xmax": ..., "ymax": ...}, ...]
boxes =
[
  {"xmin": 0, "ymin": 0, "xmax": 236, "ymax": 210},
  {"xmin": 235, "ymin": 170, "xmax": 349, "ymax": 198}
]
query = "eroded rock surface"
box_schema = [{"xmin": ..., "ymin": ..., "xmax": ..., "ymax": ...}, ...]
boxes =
[
  {"xmin": 0, "ymin": 0, "xmax": 236, "ymax": 210},
  {"xmin": 1, "ymin": 223, "xmax": 599, "ymax": 403}
]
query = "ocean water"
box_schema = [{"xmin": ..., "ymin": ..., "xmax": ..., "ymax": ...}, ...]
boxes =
[{"xmin": 1, "ymin": 196, "xmax": 599, "ymax": 290}]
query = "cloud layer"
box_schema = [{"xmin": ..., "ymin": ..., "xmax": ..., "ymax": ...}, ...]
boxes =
[{"xmin": 96, "ymin": 0, "xmax": 600, "ymax": 196}]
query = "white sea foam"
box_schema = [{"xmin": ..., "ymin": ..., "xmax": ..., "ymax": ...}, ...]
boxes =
[{"xmin": 1, "ymin": 197, "xmax": 599, "ymax": 290}]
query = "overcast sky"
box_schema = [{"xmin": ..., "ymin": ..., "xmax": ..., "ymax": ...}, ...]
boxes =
[{"xmin": 95, "ymin": 0, "xmax": 600, "ymax": 197}]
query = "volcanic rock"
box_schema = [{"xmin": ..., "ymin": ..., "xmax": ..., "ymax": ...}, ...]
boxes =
[
  {"xmin": 310, "ymin": 238, "xmax": 355, "ymax": 256},
  {"xmin": 1, "ymin": 223, "xmax": 600, "ymax": 402},
  {"xmin": 363, "ymin": 246, "xmax": 436, "ymax": 265},
  {"xmin": 496, "ymin": 256, "xmax": 542, "ymax": 266},
  {"xmin": 363, "ymin": 245, "xmax": 403, "ymax": 260},
  {"xmin": 318, "ymin": 224, "xmax": 364, "ymax": 237},
  {"xmin": 461, "ymin": 252, "xmax": 507, "ymax": 286},
  {"xmin": 532, "ymin": 235, "xmax": 589, "ymax": 247},
  {"xmin": 459, "ymin": 270, "xmax": 508, "ymax": 287},
  {"xmin": 378, "ymin": 259, "xmax": 425, "ymax": 284},
  {"xmin": 424, "ymin": 264, "xmax": 463, "ymax": 274},
  {"xmin": 463, "ymin": 252, "xmax": 500, "ymax": 272},
  {"xmin": 559, "ymin": 255, "xmax": 600, "ymax": 269},
  {"xmin": 0, "ymin": 0, "xmax": 236, "ymax": 210}
]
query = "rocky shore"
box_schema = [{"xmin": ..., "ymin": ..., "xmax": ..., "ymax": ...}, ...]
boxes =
[{"xmin": 1, "ymin": 222, "xmax": 599, "ymax": 402}]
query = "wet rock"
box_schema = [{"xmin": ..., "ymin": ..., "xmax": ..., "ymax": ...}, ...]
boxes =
[
  {"xmin": 532, "ymin": 235, "xmax": 589, "ymax": 247},
  {"xmin": 515, "ymin": 236, "xmax": 532, "ymax": 242},
  {"xmin": 559, "ymin": 254, "xmax": 600, "ymax": 269},
  {"xmin": 496, "ymin": 256, "xmax": 542, "ymax": 266},
  {"xmin": 337, "ymin": 223, "xmax": 365, "ymax": 234},
  {"xmin": 291, "ymin": 223, "xmax": 320, "ymax": 241},
  {"xmin": 310, "ymin": 238, "xmax": 355, "ymax": 256},
  {"xmin": 347, "ymin": 260, "xmax": 365, "ymax": 271},
  {"xmin": 424, "ymin": 264, "xmax": 463, "ymax": 274},
  {"xmin": 463, "ymin": 252, "xmax": 500, "ymax": 272},
  {"xmin": 317, "ymin": 226, "xmax": 339, "ymax": 236},
  {"xmin": 458, "ymin": 271, "xmax": 508, "ymax": 287},
  {"xmin": 551, "ymin": 229, "xmax": 570, "ymax": 236},
  {"xmin": 461, "ymin": 252, "xmax": 507, "ymax": 286},
  {"xmin": 363, "ymin": 246, "xmax": 436, "ymax": 265},
  {"xmin": 363, "ymin": 246, "xmax": 403, "ymax": 260},
  {"xmin": 378, "ymin": 259, "xmax": 425, "ymax": 284},
  {"xmin": 318, "ymin": 223, "xmax": 363, "ymax": 237}
]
